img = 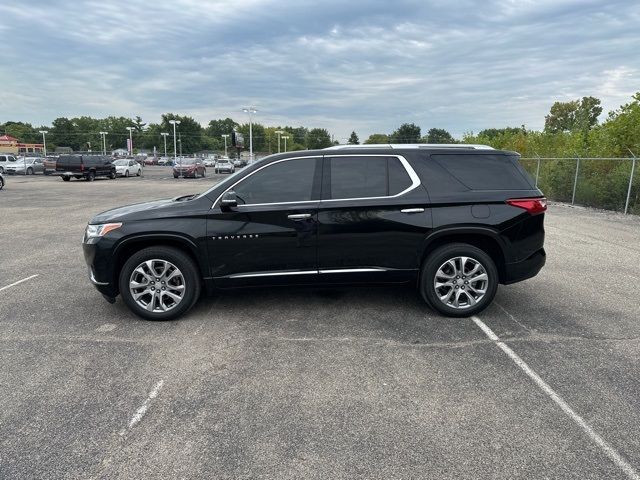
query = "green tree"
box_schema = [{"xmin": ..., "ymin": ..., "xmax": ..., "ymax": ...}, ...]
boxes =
[
  {"xmin": 1, "ymin": 121, "xmax": 40, "ymax": 143},
  {"xmin": 159, "ymin": 113, "xmax": 204, "ymax": 154},
  {"xmin": 390, "ymin": 123, "xmax": 421, "ymax": 143},
  {"xmin": 545, "ymin": 97, "xmax": 602, "ymax": 133},
  {"xmin": 425, "ymin": 128, "xmax": 455, "ymax": 143},
  {"xmin": 307, "ymin": 128, "xmax": 332, "ymax": 149},
  {"xmin": 364, "ymin": 133, "xmax": 389, "ymax": 144},
  {"xmin": 49, "ymin": 117, "xmax": 77, "ymax": 150},
  {"xmin": 348, "ymin": 131, "xmax": 359, "ymax": 144}
]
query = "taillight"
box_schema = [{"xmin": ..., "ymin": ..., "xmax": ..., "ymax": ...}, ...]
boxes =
[
  {"xmin": 80, "ymin": 163, "xmax": 84, "ymax": 172},
  {"xmin": 506, "ymin": 197, "xmax": 547, "ymax": 215}
]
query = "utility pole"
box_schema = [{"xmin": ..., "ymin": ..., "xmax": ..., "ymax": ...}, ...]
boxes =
[
  {"xmin": 275, "ymin": 130, "xmax": 284, "ymax": 153},
  {"xmin": 222, "ymin": 134, "xmax": 229, "ymax": 157}
]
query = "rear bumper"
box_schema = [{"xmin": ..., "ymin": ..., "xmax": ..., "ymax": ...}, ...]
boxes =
[{"xmin": 502, "ymin": 248, "xmax": 546, "ymax": 284}]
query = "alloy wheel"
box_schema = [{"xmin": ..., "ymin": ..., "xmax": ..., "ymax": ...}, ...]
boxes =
[
  {"xmin": 433, "ymin": 256, "xmax": 489, "ymax": 309},
  {"xmin": 129, "ymin": 259, "xmax": 186, "ymax": 313}
]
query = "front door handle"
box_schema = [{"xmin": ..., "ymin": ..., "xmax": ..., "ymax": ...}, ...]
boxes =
[
  {"xmin": 400, "ymin": 208, "xmax": 425, "ymax": 213},
  {"xmin": 287, "ymin": 213, "xmax": 312, "ymax": 220}
]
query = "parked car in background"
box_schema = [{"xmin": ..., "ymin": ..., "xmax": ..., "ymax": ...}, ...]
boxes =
[
  {"xmin": 57, "ymin": 155, "xmax": 116, "ymax": 181},
  {"xmin": 203, "ymin": 159, "xmax": 216, "ymax": 167},
  {"xmin": 232, "ymin": 158, "xmax": 247, "ymax": 168},
  {"xmin": 158, "ymin": 157, "xmax": 172, "ymax": 166},
  {"xmin": 5, "ymin": 157, "xmax": 45, "ymax": 175},
  {"xmin": 0, "ymin": 154, "xmax": 18, "ymax": 173},
  {"xmin": 113, "ymin": 159, "xmax": 142, "ymax": 177},
  {"xmin": 215, "ymin": 158, "xmax": 235, "ymax": 174},
  {"xmin": 43, "ymin": 156, "xmax": 58, "ymax": 175},
  {"xmin": 144, "ymin": 157, "xmax": 157, "ymax": 166},
  {"xmin": 173, "ymin": 158, "xmax": 206, "ymax": 178}
]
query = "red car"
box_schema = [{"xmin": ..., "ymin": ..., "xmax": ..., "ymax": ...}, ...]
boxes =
[{"xmin": 173, "ymin": 158, "xmax": 206, "ymax": 178}]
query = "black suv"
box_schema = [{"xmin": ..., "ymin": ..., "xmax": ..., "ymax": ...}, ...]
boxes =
[
  {"xmin": 83, "ymin": 145, "xmax": 546, "ymax": 321},
  {"xmin": 57, "ymin": 155, "xmax": 116, "ymax": 181}
]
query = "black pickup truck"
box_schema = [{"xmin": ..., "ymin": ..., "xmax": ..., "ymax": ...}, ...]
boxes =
[{"xmin": 56, "ymin": 155, "xmax": 116, "ymax": 181}]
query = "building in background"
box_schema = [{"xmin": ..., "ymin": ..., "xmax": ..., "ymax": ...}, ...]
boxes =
[{"xmin": 0, "ymin": 134, "xmax": 44, "ymax": 154}]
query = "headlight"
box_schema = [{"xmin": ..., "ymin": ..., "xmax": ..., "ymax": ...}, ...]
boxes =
[{"xmin": 84, "ymin": 222, "xmax": 122, "ymax": 241}]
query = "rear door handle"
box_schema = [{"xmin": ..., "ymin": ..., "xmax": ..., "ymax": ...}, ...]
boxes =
[
  {"xmin": 400, "ymin": 208, "xmax": 425, "ymax": 213},
  {"xmin": 287, "ymin": 213, "xmax": 312, "ymax": 220}
]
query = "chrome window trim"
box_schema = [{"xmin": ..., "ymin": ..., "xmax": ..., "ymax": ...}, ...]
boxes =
[
  {"xmin": 211, "ymin": 154, "xmax": 421, "ymax": 209},
  {"xmin": 318, "ymin": 268, "xmax": 387, "ymax": 274}
]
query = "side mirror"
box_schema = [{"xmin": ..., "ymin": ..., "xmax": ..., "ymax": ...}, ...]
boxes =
[{"xmin": 220, "ymin": 190, "xmax": 238, "ymax": 210}]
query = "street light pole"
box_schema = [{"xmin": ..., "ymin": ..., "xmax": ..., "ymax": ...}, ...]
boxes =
[
  {"xmin": 99, "ymin": 131, "xmax": 107, "ymax": 155},
  {"xmin": 39, "ymin": 130, "xmax": 48, "ymax": 157},
  {"xmin": 282, "ymin": 135, "xmax": 289, "ymax": 153},
  {"xmin": 161, "ymin": 132, "xmax": 168, "ymax": 158},
  {"xmin": 169, "ymin": 119, "xmax": 181, "ymax": 161},
  {"xmin": 275, "ymin": 130, "xmax": 284, "ymax": 153},
  {"xmin": 221, "ymin": 134, "xmax": 229, "ymax": 157},
  {"xmin": 242, "ymin": 106, "xmax": 257, "ymax": 161},
  {"xmin": 126, "ymin": 126, "xmax": 134, "ymax": 155}
]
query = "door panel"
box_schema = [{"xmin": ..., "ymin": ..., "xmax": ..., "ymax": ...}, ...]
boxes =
[
  {"xmin": 317, "ymin": 155, "xmax": 431, "ymax": 283},
  {"xmin": 207, "ymin": 203, "xmax": 319, "ymax": 284},
  {"xmin": 206, "ymin": 156, "xmax": 322, "ymax": 286}
]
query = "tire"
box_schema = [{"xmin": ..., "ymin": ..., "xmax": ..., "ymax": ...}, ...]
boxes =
[
  {"xmin": 0, "ymin": 177, "xmax": 4, "ymax": 190},
  {"xmin": 202, "ymin": 169, "xmax": 206, "ymax": 177},
  {"xmin": 87, "ymin": 171, "xmax": 96, "ymax": 182},
  {"xmin": 420, "ymin": 243, "xmax": 498, "ymax": 318},
  {"xmin": 136, "ymin": 169, "xmax": 140, "ymax": 177},
  {"xmin": 125, "ymin": 170, "xmax": 129, "ymax": 178},
  {"xmin": 109, "ymin": 171, "xmax": 116, "ymax": 179},
  {"xmin": 0, "ymin": 167, "xmax": 4, "ymax": 173},
  {"xmin": 173, "ymin": 174, "xmax": 179, "ymax": 179},
  {"xmin": 119, "ymin": 246, "xmax": 201, "ymax": 321},
  {"xmin": 62, "ymin": 176, "xmax": 70, "ymax": 182},
  {"xmin": 27, "ymin": 167, "xmax": 34, "ymax": 175}
]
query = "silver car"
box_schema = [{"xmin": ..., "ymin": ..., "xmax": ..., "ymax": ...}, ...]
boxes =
[
  {"xmin": 5, "ymin": 157, "xmax": 45, "ymax": 175},
  {"xmin": 0, "ymin": 154, "xmax": 18, "ymax": 173}
]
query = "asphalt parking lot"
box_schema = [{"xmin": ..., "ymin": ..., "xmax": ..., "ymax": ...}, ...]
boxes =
[{"xmin": 1, "ymin": 166, "xmax": 640, "ymax": 479}]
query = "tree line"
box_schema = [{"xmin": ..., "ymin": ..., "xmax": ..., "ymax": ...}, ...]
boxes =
[{"xmin": 0, "ymin": 114, "xmax": 336, "ymax": 154}]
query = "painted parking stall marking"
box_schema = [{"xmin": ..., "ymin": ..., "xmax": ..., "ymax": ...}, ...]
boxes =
[
  {"xmin": 0, "ymin": 274, "xmax": 39, "ymax": 292},
  {"xmin": 120, "ymin": 380, "xmax": 164, "ymax": 436},
  {"xmin": 471, "ymin": 315, "xmax": 640, "ymax": 480}
]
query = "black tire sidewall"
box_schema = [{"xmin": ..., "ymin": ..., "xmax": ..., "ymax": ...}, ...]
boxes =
[
  {"xmin": 118, "ymin": 246, "xmax": 201, "ymax": 321},
  {"xmin": 421, "ymin": 243, "xmax": 498, "ymax": 317}
]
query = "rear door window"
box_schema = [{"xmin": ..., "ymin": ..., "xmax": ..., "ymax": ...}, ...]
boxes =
[
  {"xmin": 431, "ymin": 154, "xmax": 534, "ymax": 190},
  {"xmin": 328, "ymin": 156, "xmax": 387, "ymax": 199}
]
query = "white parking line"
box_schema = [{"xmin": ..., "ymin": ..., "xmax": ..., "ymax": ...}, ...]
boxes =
[
  {"xmin": 119, "ymin": 380, "xmax": 164, "ymax": 436},
  {"xmin": 0, "ymin": 274, "xmax": 39, "ymax": 292},
  {"xmin": 471, "ymin": 315, "xmax": 640, "ymax": 480}
]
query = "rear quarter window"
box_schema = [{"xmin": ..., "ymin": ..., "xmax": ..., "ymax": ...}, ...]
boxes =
[{"xmin": 431, "ymin": 154, "xmax": 534, "ymax": 190}]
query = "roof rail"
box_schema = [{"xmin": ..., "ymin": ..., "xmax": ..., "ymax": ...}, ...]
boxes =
[{"xmin": 323, "ymin": 143, "xmax": 494, "ymax": 150}]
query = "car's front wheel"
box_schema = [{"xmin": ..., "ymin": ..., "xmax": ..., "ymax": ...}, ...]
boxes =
[
  {"xmin": 119, "ymin": 246, "xmax": 201, "ymax": 321},
  {"xmin": 420, "ymin": 243, "xmax": 498, "ymax": 317}
]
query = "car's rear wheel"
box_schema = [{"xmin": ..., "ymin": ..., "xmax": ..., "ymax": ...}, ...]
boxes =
[
  {"xmin": 86, "ymin": 171, "xmax": 96, "ymax": 182},
  {"xmin": 0, "ymin": 176, "xmax": 4, "ymax": 190},
  {"xmin": 119, "ymin": 246, "xmax": 201, "ymax": 321},
  {"xmin": 109, "ymin": 171, "xmax": 116, "ymax": 179},
  {"xmin": 125, "ymin": 170, "xmax": 129, "ymax": 177},
  {"xmin": 62, "ymin": 176, "xmax": 70, "ymax": 181},
  {"xmin": 27, "ymin": 167, "xmax": 34, "ymax": 175},
  {"xmin": 420, "ymin": 243, "xmax": 498, "ymax": 317},
  {"xmin": 136, "ymin": 169, "xmax": 140, "ymax": 176}
]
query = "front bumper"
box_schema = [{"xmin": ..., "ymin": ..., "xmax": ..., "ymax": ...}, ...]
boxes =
[
  {"xmin": 502, "ymin": 248, "xmax": 546, "ymax": 284},
  {"xmin": 83, "ymin": 241, "xmax": 118, "ymax": 297}
]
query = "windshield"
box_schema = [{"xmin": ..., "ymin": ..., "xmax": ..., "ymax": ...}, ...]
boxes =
[{"xmin": 113, "ymin": 160, "xmax": 128, "ymax": 166}]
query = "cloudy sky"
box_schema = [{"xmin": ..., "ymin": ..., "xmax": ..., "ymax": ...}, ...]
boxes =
[{"xmin": 1, "ymin": 0, "xmax": 638, "ymax": 140}]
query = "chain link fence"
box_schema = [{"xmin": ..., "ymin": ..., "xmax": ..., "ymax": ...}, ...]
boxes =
[{"xmin": 519, "ymin": 156, "xmax": 639, "ymax": 215}]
